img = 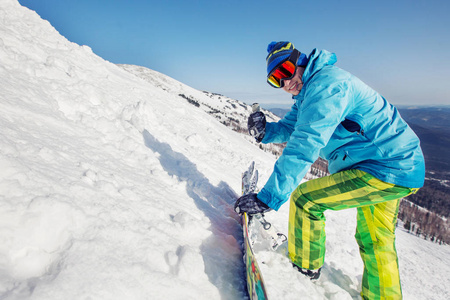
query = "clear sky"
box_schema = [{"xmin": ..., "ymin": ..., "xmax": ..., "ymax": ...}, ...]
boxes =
[{"xmin": 18, "ymin": 0, "xmax": 450, "ymax": 108}]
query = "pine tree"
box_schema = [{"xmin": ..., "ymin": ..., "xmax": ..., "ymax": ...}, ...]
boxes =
[{"xmin": 403, "ymin": 220, "xmax": 411, "ymax": 232}]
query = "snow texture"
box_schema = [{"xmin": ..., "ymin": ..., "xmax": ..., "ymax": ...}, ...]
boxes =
[{"xmin": 0, "ymin": 0, "xmax": 449, "ymax": 299}]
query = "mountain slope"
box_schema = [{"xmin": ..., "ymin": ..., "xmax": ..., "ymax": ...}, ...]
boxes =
[
  {"xmin": 0, "ymin": 1, "xmax": 449, "ymax": 299},
  {"xmin": 0, "ymin": 1, "xmax": 271, "ymax": 298}
]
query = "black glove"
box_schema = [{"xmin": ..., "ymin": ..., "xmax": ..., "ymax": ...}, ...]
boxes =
[
  {"xmin": 234, "ymin": 193, "xmax": 271, "ymax": 215},
  {"xmin": 248, "ymin": 111, "xmax": 266, "ymax": 143}
]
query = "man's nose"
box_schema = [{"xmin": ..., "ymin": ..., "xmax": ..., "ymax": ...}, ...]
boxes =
[{"xmin": 282, "ymin": 78, "xmax": 291, "ymax": 88}]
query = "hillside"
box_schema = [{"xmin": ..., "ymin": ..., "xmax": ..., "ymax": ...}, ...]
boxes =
[{"xmin": 1, "ymin": 0, "xmax": 449, "ymax": 299}]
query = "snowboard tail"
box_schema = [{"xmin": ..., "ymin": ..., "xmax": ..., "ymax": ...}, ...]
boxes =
[{"xmin": 243, "ymin": 212, "xmax": 269, "ymax": 299}]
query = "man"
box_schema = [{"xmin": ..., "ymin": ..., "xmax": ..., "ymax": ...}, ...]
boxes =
[{"xmin": 234, "ymin": 41, "xmax": 425, "ymax": 300}]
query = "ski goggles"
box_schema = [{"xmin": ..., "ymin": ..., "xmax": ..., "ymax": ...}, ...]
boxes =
[{"xmin": 267, "ymin": 49, "xmax": 301, "ymax": 88}]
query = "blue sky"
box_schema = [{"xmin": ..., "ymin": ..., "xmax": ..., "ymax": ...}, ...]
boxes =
[{"xmin": 19, "ymin": 0, "xmax": 450, "ymax": 108}]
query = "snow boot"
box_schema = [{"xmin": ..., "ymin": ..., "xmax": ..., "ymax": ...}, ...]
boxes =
[{"xmin": 292, "ymin": 264, "xmax": 321, "ymax": 280}]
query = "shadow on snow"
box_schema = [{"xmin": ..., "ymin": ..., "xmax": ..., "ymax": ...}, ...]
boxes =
[{"xmin": 142, "ymin": 129, "xmax": 247, "ymax": 299}]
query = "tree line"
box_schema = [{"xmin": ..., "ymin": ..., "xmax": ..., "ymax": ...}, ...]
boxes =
[
  {"xmin": 404, "ymin": 177, "xmax": 450, "ymax": 217},
  {"xmin": 398, "ymin": 200, "xmax": 449, "ymax": 245}
]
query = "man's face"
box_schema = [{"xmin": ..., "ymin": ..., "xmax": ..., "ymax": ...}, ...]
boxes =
[{"xmin": 282, "ymin": 67, "xmax": 303, "ymax": 96}]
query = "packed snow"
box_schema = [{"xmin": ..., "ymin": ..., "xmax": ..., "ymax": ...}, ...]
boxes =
[{"xmin": 0, "ymin": 0, "xmax": 449, "ymax": 299}]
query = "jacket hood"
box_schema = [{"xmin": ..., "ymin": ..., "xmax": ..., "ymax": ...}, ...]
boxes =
[{"xmin": 302, "ymin": 49, "xmax": 337, "ymax": 84}]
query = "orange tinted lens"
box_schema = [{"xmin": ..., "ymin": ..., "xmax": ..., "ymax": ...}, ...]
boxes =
[
  {"xmin": 268, "ymin": 75, "xmax": 281, "ymax": 87},
  {"xmin": 267, "ymin": 60, "xmax": 296, "ymax": 88},
  {"xmin": 271, "ymin": 61, "xmax": 295, "ymax": 81},
  {"xmin": 282, "ymin": 60, "xmax": 296, "ymax": 75}
]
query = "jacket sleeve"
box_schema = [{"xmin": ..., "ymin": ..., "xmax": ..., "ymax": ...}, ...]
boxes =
[
  {"xmin": 257, "ymin": 79, "xmax": 352, "ymax": 210},
  {"xmin": 261, "ymin": 102, "xmax": 298, "ymax": 144}
]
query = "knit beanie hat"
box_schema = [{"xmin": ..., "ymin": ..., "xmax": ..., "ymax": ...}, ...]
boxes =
[{"xmin": 266, "ymin": 41, "xmax": 309, "ymax": 76}]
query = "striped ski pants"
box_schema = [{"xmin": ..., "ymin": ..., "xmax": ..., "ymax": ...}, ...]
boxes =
[{"xmin": 288, "ymin": 169, "xmax": 418, "ymax": 300}]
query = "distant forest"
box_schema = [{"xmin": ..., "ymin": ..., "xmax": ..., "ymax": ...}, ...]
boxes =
[{"xmin": 407, "ymin": 173, "xmax": 450, "ymax": 217}]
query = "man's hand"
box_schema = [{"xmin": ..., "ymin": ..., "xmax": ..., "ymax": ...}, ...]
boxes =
[
  {"xmin": 248, "ymin": 111, "xmax": 266, "ymax": 143},
  {"xmin": 234, "ymin": 193, "xmax": 272, "ymax": 215}
]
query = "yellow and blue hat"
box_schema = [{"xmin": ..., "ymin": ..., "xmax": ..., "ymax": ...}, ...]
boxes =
[{"xmin": 266, "ymin": 41, "xmax": 308, "ymax": 76}]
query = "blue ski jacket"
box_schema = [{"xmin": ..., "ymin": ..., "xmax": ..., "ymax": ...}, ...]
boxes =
[{"xmin": 257, "ymin": 49, "xmax": 425, "ymax": 211}]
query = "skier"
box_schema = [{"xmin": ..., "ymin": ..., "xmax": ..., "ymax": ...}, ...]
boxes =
[{"xmin": 234, "ymin": 41, "xmax": 425, "ymax": 300}]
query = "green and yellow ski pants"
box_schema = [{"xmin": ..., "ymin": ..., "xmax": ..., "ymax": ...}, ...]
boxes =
[{"xmin": 288, "ymin": 169, "xmax": 418, "ymax": 300}]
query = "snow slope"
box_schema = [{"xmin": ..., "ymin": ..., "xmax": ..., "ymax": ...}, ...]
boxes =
[{"xmin": 0, "ymin": 0, "xmax": 449, "ymax": 299}]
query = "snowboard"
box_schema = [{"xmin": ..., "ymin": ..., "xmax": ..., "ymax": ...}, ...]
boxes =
[
  {"xmin": 241, "ymin": 162, "xmax": 287, "ymax": 299},
  {"xmin": 241, "ymin": 162, "xmax": 269, "ymax": 299}
]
